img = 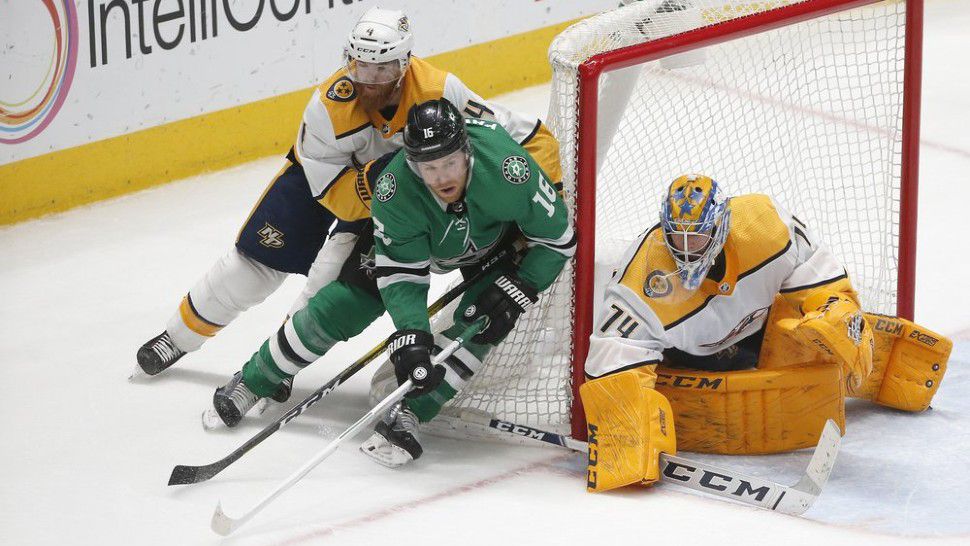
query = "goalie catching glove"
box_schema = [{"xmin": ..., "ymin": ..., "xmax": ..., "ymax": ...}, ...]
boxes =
[
  {"xmin": 388, "ymin": 329, "xmax": 445, "ymax": 397},
  {"xmin": 778, "ymin": 289, "xmax": 874, "ymax": 394},
  {"xmin": 464, "ymin": 274, "xmax": 539, "ymax": 344}
]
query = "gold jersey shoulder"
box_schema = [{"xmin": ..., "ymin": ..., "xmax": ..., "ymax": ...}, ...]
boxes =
[
  {"xmin": 316, "ymin": 56, "xmax": 449, "ymax": 139},
  {"xmin": 618, "ymin": 194, "xmax": 792, "ymax": 328}
]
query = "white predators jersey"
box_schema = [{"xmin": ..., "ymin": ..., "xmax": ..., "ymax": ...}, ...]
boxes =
[
  {"xmin": 585, "ymin": 194, "xmax": 848, "ymax": 379},
  {"xmin": 293, "ymin": 56, "xmax": 555, "ymax": 221}
]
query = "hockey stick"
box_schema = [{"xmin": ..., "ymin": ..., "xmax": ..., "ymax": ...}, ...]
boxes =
[
  {"xmin": 210, "ymin": 319, "xmax": 486, "ymax": 536},
  {"xmin": 470, "ymin": 415, "xmax": 841, "ymax": 516},
  {"xmin": 168, "ymin": 251, "xmax": 509, "ymax": 486}
]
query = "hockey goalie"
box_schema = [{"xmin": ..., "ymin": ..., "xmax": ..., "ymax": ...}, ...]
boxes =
[{"xmin": 582, "ymin": 174, "xmax": 953, "ymax": 492}]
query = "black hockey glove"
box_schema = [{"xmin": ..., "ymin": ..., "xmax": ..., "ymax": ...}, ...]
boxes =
[
  {"xmin": 464, "ymin": 274, "xmax": 539, "ymax": 344},
  {"xmin": 388, "ymin": 329, "xmax": 445, "ymax": 397}
]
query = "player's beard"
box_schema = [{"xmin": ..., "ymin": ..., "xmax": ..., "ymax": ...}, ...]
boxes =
[{"xmin": 358, "ymin": 82, "xmax": 399, "ymax": 112}]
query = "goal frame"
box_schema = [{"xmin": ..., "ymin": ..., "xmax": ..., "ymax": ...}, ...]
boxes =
[{"xmin": 567, "ymin": 0, "xmax": 923, "ymax": 439}]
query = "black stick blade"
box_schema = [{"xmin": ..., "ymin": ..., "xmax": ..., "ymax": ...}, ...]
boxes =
[{"xmin": 168, "ymin": 462, "xmax": 226, "ymax": 486}]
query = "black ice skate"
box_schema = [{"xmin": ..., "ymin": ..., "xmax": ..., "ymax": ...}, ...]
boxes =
[
  {"xmin": 201, "ymin": 375, "xmax": 292, "ymax": 430},
  {"xmin": 135, "ymin": 331, "xmax": 186, "ymax": 376},
  {"xmin": 360, "ymin": 402, "xmax": 423, "ymax": 468},
  {"xmin": 205, "ymin": 371, "xmax": 261, "ymax": 429},
  {"xmin": 271, "ymin": 377, "xmax": 293, "ymax": 403}
]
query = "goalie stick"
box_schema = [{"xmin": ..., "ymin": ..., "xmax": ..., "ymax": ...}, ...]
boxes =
[
  {"xmin": 168, "ymin": 249, "xmax": 510, "ymax": 486},
  {"xmin": 467, "ymin": 414, "xmax": 841, "ymax": 515},
  {"xmin": 210, "ymin": 319, "xmax": 486, "ymax": 536}
]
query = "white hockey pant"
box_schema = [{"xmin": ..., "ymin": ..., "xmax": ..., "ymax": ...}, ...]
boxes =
[
  {"xmin": 286, "ymin": 231, "xmax": 358, "ymax": 317},
  {"xmin": 166, "ymin": 248, "xmax": 286, "ymax": 352}
]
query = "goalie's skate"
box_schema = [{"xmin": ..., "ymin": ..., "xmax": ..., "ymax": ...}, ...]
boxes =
[
  {"xmin": 132, "ymin": 331, "xmax": 186, "ymax": 378},
  {"xmin": 360, "ymin": 403, "xmax": 422, "ymax": 468}
]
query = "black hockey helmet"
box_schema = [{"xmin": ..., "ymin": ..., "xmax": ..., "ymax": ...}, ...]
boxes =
[{"xmin": 403, "ymin": 98, "xmax": 469, "ymax": 163}]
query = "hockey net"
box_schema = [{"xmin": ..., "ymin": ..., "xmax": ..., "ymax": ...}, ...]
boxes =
[{"xmin": 373, "ymin": 0, "xmax": 920, "ymax": 441}]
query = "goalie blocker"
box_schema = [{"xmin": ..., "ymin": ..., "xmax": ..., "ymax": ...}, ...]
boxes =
[{"xmin": 580, "ymin": 367, "xmax": 676, "ymax": 492}]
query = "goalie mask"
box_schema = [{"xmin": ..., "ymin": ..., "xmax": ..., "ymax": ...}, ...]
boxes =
[
  {"xmin": 660, "ymin": 174, "xmax": 731, "ymax": 291},
  {"xmin": 344, "ymin": 7, "xmax": 413, "ymax": 85}
]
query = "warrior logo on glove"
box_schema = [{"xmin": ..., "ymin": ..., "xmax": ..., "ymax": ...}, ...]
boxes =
[
  {"xmin": 496, "ymin": 276, "xmax": 536, "ymax": 309},
  {"xmin": 466, "ymin": 274, "xmax": 540, "ymax": 344}
]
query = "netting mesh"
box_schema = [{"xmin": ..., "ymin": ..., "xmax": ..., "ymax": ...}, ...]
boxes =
[
  {"xmin": 552, "ymin": 0, "xmax": 907, "ymax": 313},
  {"xmin": 374, "ymin": 0, "xmax": 910, "ymax": 439},
  {"xmin": 419, "ymin": 265, "xmax": 577, "ymax": 436}
]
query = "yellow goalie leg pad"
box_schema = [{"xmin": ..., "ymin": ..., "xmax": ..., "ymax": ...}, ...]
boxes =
[
  {"xmin": 852, "ymin": 315, "xmax": 952, "ymax": 411},
  {"xmin": 580, "ymin": 368, "xmax": 676, "ymax": 493},
  {"xmin": 655, "ymin": 364, "xmax": 844, "ymax": 454},
  {"xmin": 777, "ymin": 290, "xmax": 874, "ymax": 395}
]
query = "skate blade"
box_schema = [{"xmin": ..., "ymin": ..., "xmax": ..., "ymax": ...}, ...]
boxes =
[
  {"xmin": 359, "ymin": 433, "xmax": 413, "ymax": 468},
  {"xmin": 252, "ymin": 398, "xmax": 272, "ymax": 417},
  {"xmin": 128, "ymin": 365, "xmax": 150, "ymax": 382},
  {"xmin": 201, "ymin": 408, "xmax": 226, "ymax": 431},
  {"xmin": 201, "ymin": 399, "xmax": 273, "ymax": 431}
]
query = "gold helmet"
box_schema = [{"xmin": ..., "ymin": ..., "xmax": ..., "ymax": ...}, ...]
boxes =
[{"xmin": 659, "ymin": 174, "xmax": 731, "ymax": 291}]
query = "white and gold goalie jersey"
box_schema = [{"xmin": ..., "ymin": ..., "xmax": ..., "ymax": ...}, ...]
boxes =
[
  {"xmin": 294, "ymin": 56, "xmax": 560, "ymax": 221},
  {"xmin": 585, "ymin": 194, "xmax": 849, "ymax": 379}
]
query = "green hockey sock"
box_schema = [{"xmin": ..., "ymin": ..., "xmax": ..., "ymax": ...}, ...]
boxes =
[{"xmin": 404, "ymin": 381, "xmax": 459, "ymax": 423}]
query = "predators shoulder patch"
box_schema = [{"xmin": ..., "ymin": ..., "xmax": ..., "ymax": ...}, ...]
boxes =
[
  {"xmin": 644, "ymin": 270, "xmax": 672, "ymax": 298},
  {"xmin": 326, "ymin": 77, "xmax": 357, "ymax": 102}
]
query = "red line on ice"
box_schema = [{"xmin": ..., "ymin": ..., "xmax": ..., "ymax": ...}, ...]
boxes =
[{"xmin": 271, "ymin": 455, "xmax": 572, "ymax": 545}]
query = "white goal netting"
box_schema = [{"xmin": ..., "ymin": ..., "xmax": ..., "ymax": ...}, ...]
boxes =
[{"xmin": 373, "ymin": 0, "xmax": 915, "ymax": 440}]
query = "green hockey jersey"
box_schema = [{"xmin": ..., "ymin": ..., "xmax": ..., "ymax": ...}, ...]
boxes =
[{"xmin": 371, "ymin": 118, "xmax": 575, "ymax": 332}]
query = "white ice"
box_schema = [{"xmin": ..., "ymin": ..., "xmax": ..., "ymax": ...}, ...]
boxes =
[{"xmin": 2, "ymin": 1, "xmax": 969, "ymax": 544}]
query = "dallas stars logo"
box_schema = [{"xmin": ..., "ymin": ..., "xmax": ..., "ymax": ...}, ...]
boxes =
[
  {"xmin": 358, "ymin": 247, "xmax": 377, "ymax": 278},
  {"xmin": 502, "ymin": 156, "xmax": 531, "ymax": 184},
  {"xmin": 375, "ymin": 173, "xmax": 397, "ymax": 202}
]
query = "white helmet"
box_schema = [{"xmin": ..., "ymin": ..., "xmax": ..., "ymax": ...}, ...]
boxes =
[{"xmin": 344, "ymin": 7, "xmax": 413, "ymax": 84}]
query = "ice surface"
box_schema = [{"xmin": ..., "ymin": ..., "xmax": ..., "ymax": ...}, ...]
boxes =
[{"xmin": 1, "ymin": 1, "xmax": 969, "ymax": 544}]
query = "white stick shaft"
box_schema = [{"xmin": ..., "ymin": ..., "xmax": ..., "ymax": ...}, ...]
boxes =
[
  {"xmin": 212, "ymin": 380, "xmax": 413, "ymax": 535},
  {"xmin": 212, "ymin": 332, "xmax": 473, "ymax": 535}
]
